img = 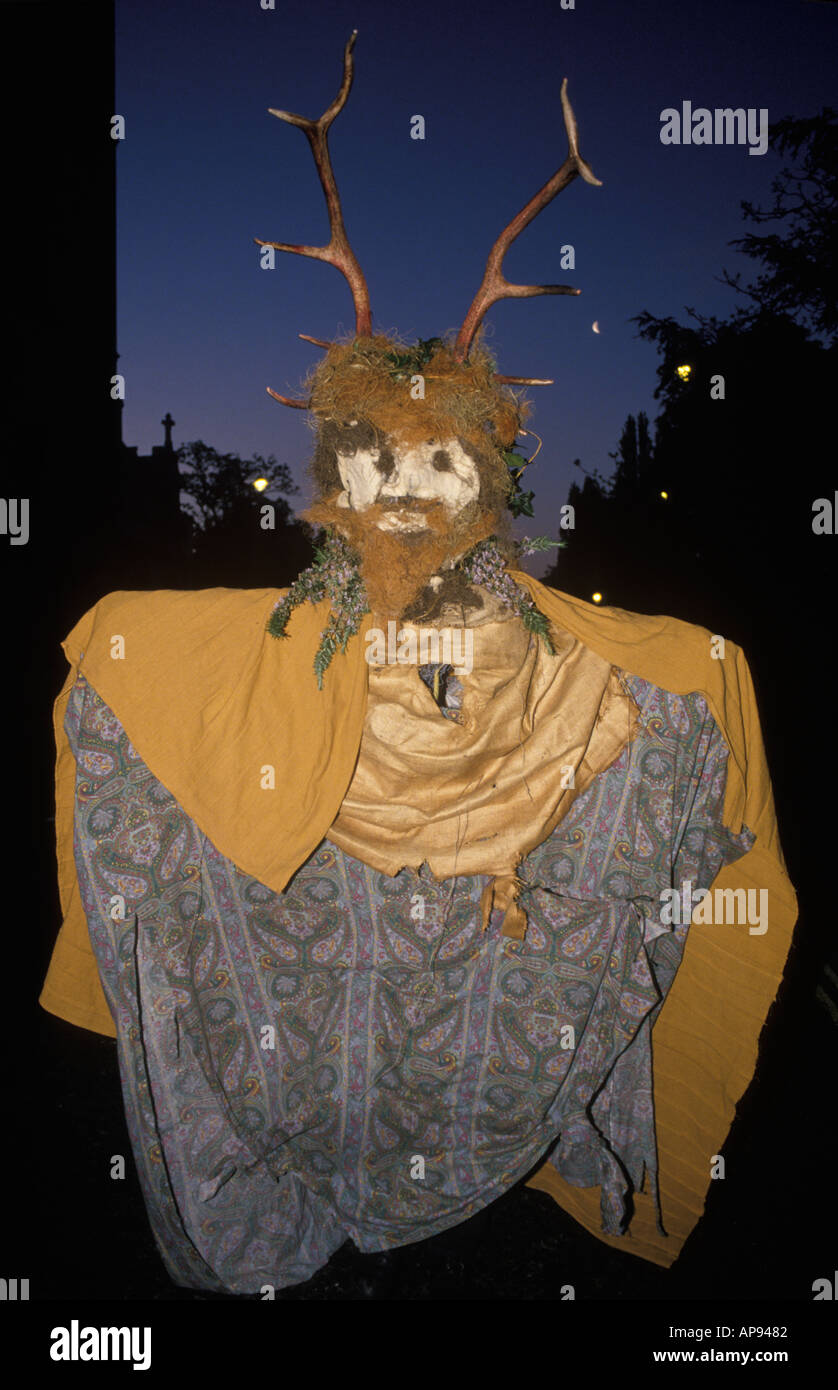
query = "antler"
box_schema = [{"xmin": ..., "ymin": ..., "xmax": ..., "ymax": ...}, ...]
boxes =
[
  {"xmin": 264, "ymin": 335, "xmax": 332, "ymax": 409},
  {"xmin": 453, "ymin": 78, "xmax": 602, "ymax": 363},
  {"xmin": 255, "ymin": 30, "xmax": 372, "ymax": 338}
]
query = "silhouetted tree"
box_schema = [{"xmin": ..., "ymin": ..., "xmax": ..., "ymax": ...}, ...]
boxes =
[
  {"xmin": 178, "ymin": 440, "xmax": 313, "ymax": 587},
  {"xmin": 179, "ymin": 441, "xmax": 295, "ymax": 538},
  {"xmin": 608, "ymin": 411, "xmax": 654, "ymax": 504},
  {"xmin": 719, "ymin": 106, "xmax": 838, "ymax": 345},
  {"xmin": 545, "ymin": 105, "xmax": 837, "ymax": 635}
]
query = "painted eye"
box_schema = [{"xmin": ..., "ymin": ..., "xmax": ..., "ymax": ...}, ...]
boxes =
[{"xmin": 431, "ymin": 450, "xmax": 452, "ymax": 472}]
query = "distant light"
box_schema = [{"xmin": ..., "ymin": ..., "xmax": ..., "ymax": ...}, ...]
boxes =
[
  {"xmin": 676, "ymin": 364, "xmax": 692, "ymax": 381},
  {"xmin": 660, "ymin": 490, "xmax": 669, "ymax": 500},
  {"xmin": 252, "ymin": 477, "xmax": 269, "ymax": 492},
  {"xmin": 592, "ymin": 320, "xmax": 600, "ymax": 334},
  {"xmin": 592, "ymin": 592, "xmax": 603, "ymax": 604}
]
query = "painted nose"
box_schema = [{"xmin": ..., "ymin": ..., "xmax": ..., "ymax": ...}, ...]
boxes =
[{"xmin": 380, "ymin": 456, "xmax": 422, "ymax": 496}]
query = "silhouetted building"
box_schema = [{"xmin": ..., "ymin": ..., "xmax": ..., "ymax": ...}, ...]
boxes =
[{"xmin": 113, "ymin": 388, "xmax": 191, "ymax": 584}]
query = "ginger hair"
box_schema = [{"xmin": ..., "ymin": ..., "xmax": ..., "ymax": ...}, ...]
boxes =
[{"xmin": 304, "ymin": 333, "xmax": 531, "ymax": 522}]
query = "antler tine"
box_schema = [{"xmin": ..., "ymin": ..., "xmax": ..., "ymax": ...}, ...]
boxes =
[
  {"xmin": 453, "ymin": 78, "xmax": 602, "ymax": 363},
  {"xmin": 495, "ymin": 374, "xmax": 554, "ymax": 385},
  {"xmin": 267, "ymin": 386, "xmax": 309, "ymax": 409},
  {"xmin": 255, "ymin": 30, "xmax": 372, "ymax": 338}
]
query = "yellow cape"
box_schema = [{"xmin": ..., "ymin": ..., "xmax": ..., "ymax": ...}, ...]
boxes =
[{"xmin": 40, "ymin": 574, "xmax": 797, "ymax": 1268}]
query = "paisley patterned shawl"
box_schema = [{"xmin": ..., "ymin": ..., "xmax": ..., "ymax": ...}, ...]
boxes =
[
  {"xmin": 61, "ymin": 671, "xmax": 751, "ymax": 1291},
  {"xmin": 40, "ymin": 577, "xmax": 798, "ymax": 1269}
]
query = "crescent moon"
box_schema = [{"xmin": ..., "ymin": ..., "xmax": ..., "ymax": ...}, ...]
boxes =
[{"xmin": 592, "ymin": 321, "xmax": 600, "ymax": 334}]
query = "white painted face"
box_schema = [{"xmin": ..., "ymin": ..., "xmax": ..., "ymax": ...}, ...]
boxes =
[{"xmin": 335, "ymin": 432, "xmax": 480, "ymax": 532}]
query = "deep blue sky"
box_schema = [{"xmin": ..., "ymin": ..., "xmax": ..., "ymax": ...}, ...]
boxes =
[{"xmin": 115, "ymin": 0, "xmax": 836, "ymax": 569}]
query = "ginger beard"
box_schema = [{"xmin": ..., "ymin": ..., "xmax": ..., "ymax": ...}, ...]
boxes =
[
  {"xmin": 302, "ymin": 493, "xmax": 498, "ymax": 623},
  {"xmin": 302, "ymin": 424, "xmax": 514, "ymax": 621}
]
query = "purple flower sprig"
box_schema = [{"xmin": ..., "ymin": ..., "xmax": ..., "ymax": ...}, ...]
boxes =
[
  {"xmin": 459, "ymin": 535, "xmax": 555, "ymax": 654},
  {"xmin": 266, "ymin": 530, "xmax": 557, "ymax": 686},
  {"xmin": 516, "ymin": 534, "xmax": 566, "ymax": 559},
  {"xmin": 266, "ymin": 532, "xmax": 370, "ymax": 687}
]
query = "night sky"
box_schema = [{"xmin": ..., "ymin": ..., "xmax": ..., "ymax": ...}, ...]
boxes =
[
  {"xmin": 6, "ymin": 0, "xmax": 835, "ymax": 1332},
  {"xmin": 115, "ymin": 0, "xmax": 835, "ymax": 567}
]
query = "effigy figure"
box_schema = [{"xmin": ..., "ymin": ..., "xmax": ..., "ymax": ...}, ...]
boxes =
[{"xmin": 41, "ymin": 33, "xmax": 796, "ymax": 1294}]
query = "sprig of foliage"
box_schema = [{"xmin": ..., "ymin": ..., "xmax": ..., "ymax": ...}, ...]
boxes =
[
  {"xmin": 502, "ymin": 447, "xmax": 536, "ymax": 517},
  {"xmin": 312, "ymin": 610, "xmax": 355, "ymax": 689},
  {"xmin": 520, "ymin": 605, "xmax": 555, "ymax": 654},
  {"xmin": 516, "ymin": 535, "xmax": 566, "ymax": 557},
  {"xmin": 459, "ymin": 536, "xmax": 555, "ymax": 654},
  {"xmin": 383, "ymin": 337, "xmax": 445, "ymax": 380},
  {"xmin": 266, "ymin": 570, "xmax": 327, "ymax": 639},
  {"xmin": 266, "ymin": 532, "xmax": 370, "ymax": 685},
  {"xmin": 267, "ymin": 533, "xmax": 558, "ymax": 685}
]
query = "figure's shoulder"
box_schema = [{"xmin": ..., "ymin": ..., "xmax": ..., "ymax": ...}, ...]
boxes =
[
  {"xmin": 63, "ymin": 587, "xmax": 291, "ymax": 662},
  {"xmin": 72, "ymin": 586, "xmax": 289, "ymax": 628},
  {"xmin": 518, "ymin": 574, "xmax": 746, "ymax": 693}
]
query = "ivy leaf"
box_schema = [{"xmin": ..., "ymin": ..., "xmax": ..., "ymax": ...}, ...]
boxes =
[
  {"xmin": 509, "ymin": 489, "xmax": 535, "ymax": 518},
  {"xmin": 384, "ymin": 337, "xmax": 445, "ymax": 380},
  {"xmin": 502, "ymin": 448, "xmax": 527, "ymax": 475},
  {"xmin": 502, "ymin": 447, "xmax": 536, "ymax": 514}
]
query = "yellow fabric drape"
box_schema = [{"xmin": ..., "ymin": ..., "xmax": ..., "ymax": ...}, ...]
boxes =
[
  {"xmin": 40, "ymin": 576, "xmax": 797, "ymax": 1267},
  {"xmin": 330, "ymin": 616, "xmax": 637, "ymax": 881}
]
